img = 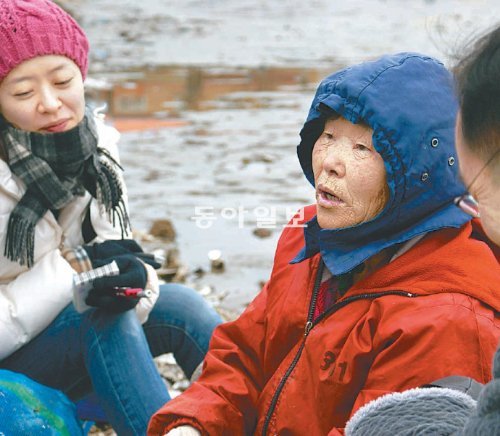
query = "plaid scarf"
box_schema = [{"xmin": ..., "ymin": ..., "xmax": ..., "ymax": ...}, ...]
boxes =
[{"xmin": 0, "ymin": 108, "xmax": 129, "ymax": 267}]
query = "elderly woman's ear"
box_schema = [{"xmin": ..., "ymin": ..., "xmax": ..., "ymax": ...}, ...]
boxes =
[{"xmin": 312, "ymin": 116, "xmax": 389, "ymax": 230}]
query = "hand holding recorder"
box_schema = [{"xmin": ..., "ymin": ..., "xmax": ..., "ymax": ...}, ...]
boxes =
[{"xmin": 85, "ymin": 254, "xmax": 148, "ymax": 312}]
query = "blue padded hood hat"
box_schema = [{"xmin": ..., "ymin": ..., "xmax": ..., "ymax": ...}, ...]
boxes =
[{"xmin": 293, "ymin": 53, "xmax": 470, "ymax": 275}]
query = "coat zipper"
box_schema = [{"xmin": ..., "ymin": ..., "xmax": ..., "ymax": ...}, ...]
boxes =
[
  {"xmin": 262, "ymin": 261, "xmax": 324, "ymax": 435},
  {"xmin": 261, "ymin": 261, "xmax": 417, "ymax": 435}
]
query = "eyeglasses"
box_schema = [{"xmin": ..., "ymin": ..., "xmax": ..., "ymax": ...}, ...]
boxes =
[{"xmin": 454, "ymin": 148, "xmax": 500, "ymax": 218}]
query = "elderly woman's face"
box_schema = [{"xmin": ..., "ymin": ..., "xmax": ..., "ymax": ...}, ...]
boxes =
[
  {"xmin": 312, "ymin": 116, "xmax": 389, "ymax": 229},
  {"xmin": 455, "ymin": 114, "xmax": 500, "ymax": 245}
]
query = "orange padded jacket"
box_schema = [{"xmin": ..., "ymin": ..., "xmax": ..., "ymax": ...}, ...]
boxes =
[{"xmin": 149, "ymin": 207, "xmax": 500, "ymax": 435}]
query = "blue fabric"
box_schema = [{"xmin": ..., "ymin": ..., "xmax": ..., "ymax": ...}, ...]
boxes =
[
  {"xmin": 0, "ymin": 284, "xmax": 222, "ymax": 436},
  {"xmin": 0, "ymin": 370, "xmax": 84, "ymax": 435},
  {"xmin": 75, "ymin": 392, "xmax": 108, "ymax": 423},
  {"xmin": 293, "ymin": 53, "xmax": 471, "ymax": 274}
]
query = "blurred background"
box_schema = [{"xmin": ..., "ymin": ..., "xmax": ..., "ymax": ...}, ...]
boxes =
[{"xmin": 61, "ymin": 0, "xmax": 499, "ymax": 315}]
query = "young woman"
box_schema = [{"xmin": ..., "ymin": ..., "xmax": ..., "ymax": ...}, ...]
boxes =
[{"xmin": 0, "ymin": 1, "xmax": 221, "ymax": 434}]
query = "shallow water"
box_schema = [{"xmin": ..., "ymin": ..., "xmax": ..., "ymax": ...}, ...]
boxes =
[
  {"xmin": 117, "ymin": 89, "xmax": 316, "ymax": 310},
  {"xmin": 77, "ymin": 0, "xmax": 499, "ymax": 70},
  {"xmin": 73, "ymin": 0, "xmax": 500, "ymax": 313}
]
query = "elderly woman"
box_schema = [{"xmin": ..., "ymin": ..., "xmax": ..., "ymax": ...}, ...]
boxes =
[
  {"xmin": 149, "ymin": 53, "xmax": 500, "ymax": 435},
  {"xmin": 345, "ymin": 26, "xmax": 500, "ymax": 436}
]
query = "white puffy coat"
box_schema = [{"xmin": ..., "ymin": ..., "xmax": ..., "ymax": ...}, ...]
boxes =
[{"xmin": 0, "ymin": 118, "xmax": 157, "ymax": 361}]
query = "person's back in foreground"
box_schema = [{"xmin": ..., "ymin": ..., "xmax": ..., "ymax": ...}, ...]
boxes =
[
  {"xmin": 455, "ymin": 24, "xmax": 500, "ymax": 436},
  {"xmin": 149, "ymin": 52, "xmax": 500, "ymax": 435}
]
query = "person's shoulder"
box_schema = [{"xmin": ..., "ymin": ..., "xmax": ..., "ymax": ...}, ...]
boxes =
[
  {"xmin": 0, "ymin": 157, "xmax": 21, "ymax": 196},
  {"xmin": 94, "ymin": 111, "xmax": 120, "ymax": 162},
  {"xmin": 92, "ymin": 113, "xmax": 121, "ymax": 159},
  {"xmin": 0, "ymin": 157, "xmax": 10, "ymax": 175}
]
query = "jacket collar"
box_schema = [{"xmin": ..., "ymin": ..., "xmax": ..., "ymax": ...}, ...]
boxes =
[{"xmin": 292, "ymin": 204, "xmax": 469, "ymax": 275}]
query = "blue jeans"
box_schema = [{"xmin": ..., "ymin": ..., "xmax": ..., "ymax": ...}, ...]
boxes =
[{"xmin": 0, "ymin": 284, "xmax": 222, "ymax": 436}]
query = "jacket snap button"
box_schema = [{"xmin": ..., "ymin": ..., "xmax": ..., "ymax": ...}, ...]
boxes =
[
  {"xmin": 421, "ymin": 172, "xmax": 429, "ymax": 181},
  {"xmin": 431, "ymin": 138, "xmax": 439, "ymax": 148},
  {"xmin": 448, "ymin": 156, "xmax": 455, "ymax": 166}
]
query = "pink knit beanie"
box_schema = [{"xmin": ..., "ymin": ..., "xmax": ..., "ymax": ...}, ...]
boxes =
[{"xmin": 0, "ymin": 0, "xmax": 89, "ymax": 81}]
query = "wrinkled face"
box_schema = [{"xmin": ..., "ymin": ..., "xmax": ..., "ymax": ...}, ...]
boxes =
[
  {"xmin": 312, "ymin": 116, "xmax": 389, "ymax": 229},
  {"xmin": 455, "ymin": 114, "xmax": 500, "ymax": 245},
  {"xmin": 0, "ymin": 55, "xmax": 85, "ymax": 133}
]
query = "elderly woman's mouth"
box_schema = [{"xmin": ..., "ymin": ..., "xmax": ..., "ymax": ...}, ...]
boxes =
[{"xmin": 317, "ymin": 189, "xmax": 345, "ymax": 207}]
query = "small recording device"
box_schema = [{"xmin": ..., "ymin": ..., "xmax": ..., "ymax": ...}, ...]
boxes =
[{"xmin": 73, "ymin": 260, "xmax": 119, "ymax": 313}]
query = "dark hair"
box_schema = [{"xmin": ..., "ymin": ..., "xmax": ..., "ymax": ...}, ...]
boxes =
[{"xmin": 454, "ymin": 24, "xmax": 500, "ymax": 161}]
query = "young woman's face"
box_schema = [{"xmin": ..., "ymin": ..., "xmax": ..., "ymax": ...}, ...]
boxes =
[
  {"xmin": 312, "ymin": 116, "xmax": 389, "ymax": 229},
  {"xmin": 0, "ymin": 55, "xmax": 85, "ymax": 133}
]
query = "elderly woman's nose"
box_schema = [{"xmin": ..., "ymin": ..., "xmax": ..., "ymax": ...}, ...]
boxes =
[
  {"xmin": 322, "ymin": 146, "xmax": 347, "ymax": 177},
  {"xmin": 37, "ymin": 87, "xmax": 62, "ymax": 113}
]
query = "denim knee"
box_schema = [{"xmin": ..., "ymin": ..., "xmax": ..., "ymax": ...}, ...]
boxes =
[
  {"xmin": 80, "ymin": 308, "xmax": 144, "ymax": 347},
  {"xmin": 152, "ymin": 283, "xmax": 222, "ymax": 330},
  {"xmin": 144, "ymin": 284, "xmax": 222, "ymax": 371}
]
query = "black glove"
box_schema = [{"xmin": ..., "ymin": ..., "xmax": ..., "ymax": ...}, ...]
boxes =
[
  {"xmin": 83, "ymin": 239, "xmax": 161, "ymax": 269},
  {"xmin": 85, "ymin": 254, "xmax": 148, "ymax": 313}
]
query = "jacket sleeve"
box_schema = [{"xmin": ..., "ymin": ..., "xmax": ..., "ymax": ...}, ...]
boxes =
[
  {"xmin": 0, "ymin": 163, "xmax": 77, "ymax": 360},
  {"xmin": 327, "ymin": 293, "xmax": 500, "ymax": 435},
  {"xmin": 148, "ymin": 281, "xmax": 270, "ymax": 435},
  {"xmin": 0, "ymin": 248, "xmax": 75, "ymax": 361}
]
